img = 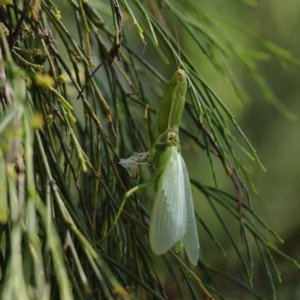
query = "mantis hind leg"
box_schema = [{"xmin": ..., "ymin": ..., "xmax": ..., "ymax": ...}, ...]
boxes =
[{"xmin": 109, "ymin": 167, "xmax": 163, "ymax": 235}]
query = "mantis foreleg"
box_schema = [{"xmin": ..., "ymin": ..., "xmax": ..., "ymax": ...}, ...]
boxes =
[{"xmin": 107, "ymin": 161, "xmax": 164, "ymax": 237}]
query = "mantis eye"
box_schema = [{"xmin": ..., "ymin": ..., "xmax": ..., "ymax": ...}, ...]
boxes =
[
  {"xmin": 178, "ymin": 69, "xmax": 185, "ymax": 76},
  {"xmin": 176, "ymin": 69, "xmax": 186, "ymax": 82}
]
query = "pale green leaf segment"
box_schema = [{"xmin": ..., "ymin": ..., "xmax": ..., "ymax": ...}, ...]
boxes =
[{"xmin": 118, "ymin": 70, "xmax": 199, "ymax": 266}]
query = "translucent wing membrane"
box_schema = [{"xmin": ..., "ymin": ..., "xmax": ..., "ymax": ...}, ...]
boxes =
[
  {"xmin": 181, "ymin": 155, "xmax": 200, "ymax": 265},
  {"xmin": 119, "ymin": 152, "xmax": 149, "ymax": 177},
  {"xmin": 150, "ymin": 148, "xmax": 186, "ymax": 254},
  {"xmin": 149, "ymin": 147, "xmax": 199, "ymax": 265}
]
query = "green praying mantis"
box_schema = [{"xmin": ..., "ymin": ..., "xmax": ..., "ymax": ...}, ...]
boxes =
[{"xmin": 119, "ymin": 69, "xmax": 199, "ymax": 266}]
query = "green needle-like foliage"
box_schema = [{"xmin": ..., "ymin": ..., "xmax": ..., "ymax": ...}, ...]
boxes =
[{"xmin": 0, "ymin": 1, "xmax": 299, "ymax": 299}]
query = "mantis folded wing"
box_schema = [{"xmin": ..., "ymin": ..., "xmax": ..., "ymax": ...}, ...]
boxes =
[
  {"xmin": 119, "ymin": 70, "xmax": 200, "ymax": 265},
  {"xmin": 149, "ymin": 145, "xmax": 199, "ymax": 265}
]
